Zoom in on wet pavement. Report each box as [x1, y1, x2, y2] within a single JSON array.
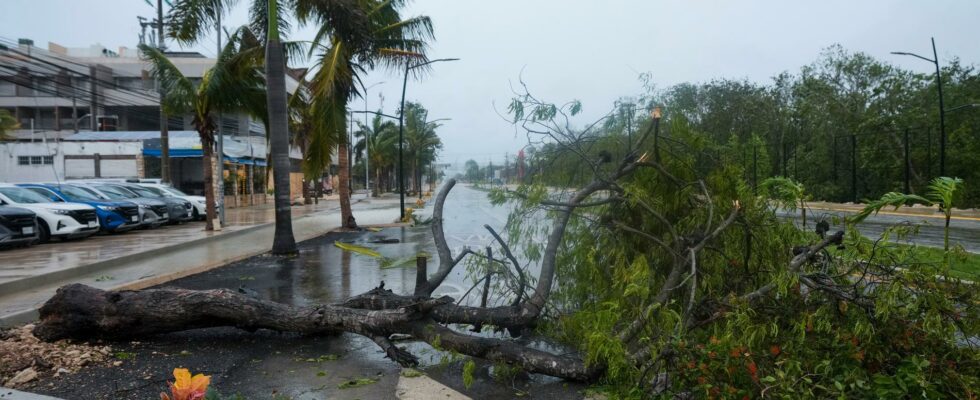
[[779, 207, 980, 253], [22, 185, 588, 399], [0, 195, 368, 286]]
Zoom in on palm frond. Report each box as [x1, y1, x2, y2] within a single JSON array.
[[927, 177, 963, 211], [166, 0, 238, 45], [852, 192, 932, 223], [138, 44, 196, 115], [249, 0, 293, 42]]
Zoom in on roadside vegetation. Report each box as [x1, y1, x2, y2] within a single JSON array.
[[474, 74, 980, 397]]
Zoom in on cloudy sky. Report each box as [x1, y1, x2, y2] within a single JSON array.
[[4, 0, 980, 165]]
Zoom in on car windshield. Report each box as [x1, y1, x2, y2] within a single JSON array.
[[135, 186, 167, 197], [23, 187, 63, 202], [59, 185, 101, 201], [72, 185, 110, 200], [93, 185, 136, 200], [127, 185, 159, 197], [0, 187, 55, 204], [162, 186, 188, 196]]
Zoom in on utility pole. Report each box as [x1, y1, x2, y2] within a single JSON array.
[[932, 38, 947, 177], [157, 0, 171, 184], [504, 152, 509, 184], [904, 128, 911, 193], [891, 38, 947, 176]]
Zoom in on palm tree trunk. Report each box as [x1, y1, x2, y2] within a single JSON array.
[[374, 167, 381, 197], [338, 139, 355, 228], [201, 131, 216, 231], [266, 0, 297, 255]]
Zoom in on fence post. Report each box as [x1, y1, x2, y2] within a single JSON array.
[[851, 134, 857, 203], [904, 128, 911, 193]]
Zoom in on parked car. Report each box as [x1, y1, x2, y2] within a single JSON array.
[[0, 205, 38, 248], [0, 183, 99, 242], [69, 182, 169, 228], [107, 183, 193, 224], [135, 183, 209, 221], [18, 183, 142, 233]]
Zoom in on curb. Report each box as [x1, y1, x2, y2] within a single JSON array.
[[0, 207, 371, 328]]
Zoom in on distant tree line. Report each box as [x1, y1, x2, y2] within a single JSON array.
[[525, 45, 980, 206]]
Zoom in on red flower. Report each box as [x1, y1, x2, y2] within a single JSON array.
[[769, 345, 781, 356], [745, 361, 759, 382]]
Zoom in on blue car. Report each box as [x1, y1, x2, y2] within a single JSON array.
[[18, 183, 142, 233]]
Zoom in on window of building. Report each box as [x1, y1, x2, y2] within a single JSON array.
[[33, 78, 55, 97], [0, 80, 15, 96], [17, 155, 54, 166]]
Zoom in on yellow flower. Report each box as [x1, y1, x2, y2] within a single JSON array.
[[161, 368, 210, 400]]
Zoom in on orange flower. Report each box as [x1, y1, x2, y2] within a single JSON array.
[[709, 336, 721, 345], [769, 345, 781, 356], [160, 368, 210, 400], [745, 361, 759, 382]]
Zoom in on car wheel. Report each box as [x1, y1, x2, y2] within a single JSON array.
[[192, 208, 200, 220], [38, 222, 51, 244]]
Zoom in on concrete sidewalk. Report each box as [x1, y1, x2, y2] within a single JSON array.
[[0, 194, 400, 327]]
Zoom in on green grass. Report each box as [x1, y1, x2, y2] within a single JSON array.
[[902, 245, 980, 281]]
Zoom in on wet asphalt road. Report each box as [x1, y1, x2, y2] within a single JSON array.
[[779, 208, 980, 253], [28, 185, 585, 400]]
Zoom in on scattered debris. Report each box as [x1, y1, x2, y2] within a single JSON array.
[[334, 241, 382, 258], [338, 377, 378, 389], [0, 324, 111, 388]]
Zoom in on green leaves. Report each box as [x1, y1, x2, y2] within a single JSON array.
[[851, 191, 931, 223], [926, 176, 963, 212]]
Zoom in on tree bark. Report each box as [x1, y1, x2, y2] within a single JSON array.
[[266, 30, 298, 255], [338, 139, 356, 228], [33, 284, 601, 382], [200, 130, 216, 231]]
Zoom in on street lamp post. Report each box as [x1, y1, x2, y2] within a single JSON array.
[[360, 82, 384, 195], [397, 57, 459, 220], [892, 37, 946, 175]]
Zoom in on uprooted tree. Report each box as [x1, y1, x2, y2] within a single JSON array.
[[33, 82, 979, 398]]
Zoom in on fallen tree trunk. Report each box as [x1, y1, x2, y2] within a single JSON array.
[[33, 283, 603, 382]]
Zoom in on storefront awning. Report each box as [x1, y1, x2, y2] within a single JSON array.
[[142, 149, 267, 166]]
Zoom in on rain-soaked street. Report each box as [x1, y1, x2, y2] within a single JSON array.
[[28, 184, 585, 400]]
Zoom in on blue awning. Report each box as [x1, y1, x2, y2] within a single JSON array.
[[142, 149, 266, 166], [142, 149, 202, 158]]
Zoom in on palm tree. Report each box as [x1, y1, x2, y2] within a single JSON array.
[[354, 113, 397, 197], [304, 1, 434, 228], [854, 177, 964, 255], [264, 0, 298, 254], [0, 109, 19, 140], [139, 28, 265, 231], [403, 102, 442, 197]]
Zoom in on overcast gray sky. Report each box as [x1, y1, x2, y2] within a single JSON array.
[[4, 0, 980, 165]]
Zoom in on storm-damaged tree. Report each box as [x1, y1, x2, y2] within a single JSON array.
[[30, 81, 979, 397], [139, 28, 266, 231]]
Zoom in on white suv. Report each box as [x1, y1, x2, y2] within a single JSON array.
[[0, 183, 100, 242]]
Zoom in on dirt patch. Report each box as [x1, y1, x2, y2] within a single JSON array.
[[0, 324, 114, 388]]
